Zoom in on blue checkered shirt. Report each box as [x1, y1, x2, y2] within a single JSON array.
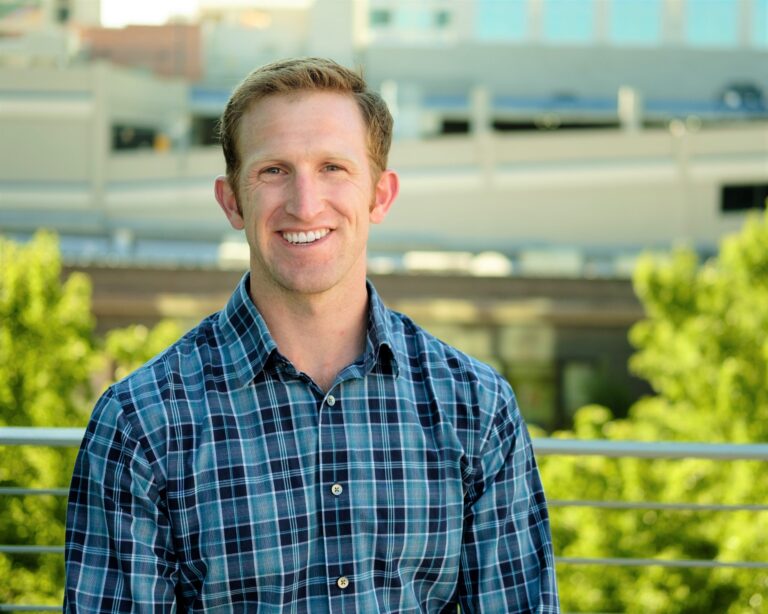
[[65, 274, 559, 612]]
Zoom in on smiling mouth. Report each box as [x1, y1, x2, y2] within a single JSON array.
[[281, 228, 330, 245]]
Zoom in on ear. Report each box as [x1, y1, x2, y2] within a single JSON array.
[[215, 175, 245, 230], [369, 169, 399, 224]]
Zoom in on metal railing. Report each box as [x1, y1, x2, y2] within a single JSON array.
[[534, 437, 768, 573], [1, 427, 767, 611]]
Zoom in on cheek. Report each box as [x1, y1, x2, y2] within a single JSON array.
[[238, 207, 266, 246], [241, 193, 274, 229], [333, 180, 375, 211]]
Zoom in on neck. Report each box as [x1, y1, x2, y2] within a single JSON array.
[[248, 277, 369, 393]]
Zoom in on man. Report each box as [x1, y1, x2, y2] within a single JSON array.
[[65, 58, 559, 612]]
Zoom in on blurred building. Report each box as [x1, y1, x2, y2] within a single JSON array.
[[0, 0, 99, 32], [0, 0, 98, 67], [79, 24, 202, 80], [185, 0, 768, 140], [1, 0, 767, 428], [1, 62, 764, 259]]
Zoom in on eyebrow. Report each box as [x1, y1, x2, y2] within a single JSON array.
[[242, 150, 360, 171]]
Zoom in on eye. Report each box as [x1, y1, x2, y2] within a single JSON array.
[[261, 166, 284, 176], [324, 163, 343, 172]]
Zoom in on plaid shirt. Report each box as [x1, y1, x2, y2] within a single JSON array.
[[65, 274, 559, 613]]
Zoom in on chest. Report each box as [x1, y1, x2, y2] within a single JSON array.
[[163, 381, 467, 590]]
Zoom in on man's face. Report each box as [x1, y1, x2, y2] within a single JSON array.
[[216, 91, 398, 300]]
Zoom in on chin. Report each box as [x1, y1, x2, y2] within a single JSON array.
[[275, 272, 343, 297], [256, 255, 364, 298]]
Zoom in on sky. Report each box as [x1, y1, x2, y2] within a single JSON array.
[[100, 0, 311, 28], [100, 0, 196, 27]]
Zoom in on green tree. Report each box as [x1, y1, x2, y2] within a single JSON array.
[[0, 232, 96, 606], [0, 232, 183, 607], [540, 212, 768, 612], [104, 320, 183, 382]]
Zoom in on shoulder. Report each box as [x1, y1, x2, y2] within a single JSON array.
[[386, 307, 519, 422], [109, 312, 220, 407], [85, 313, 222, 462], [385, 307, 528, 483]]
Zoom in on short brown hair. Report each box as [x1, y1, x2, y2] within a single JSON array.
[[218, 57, 393, 195]]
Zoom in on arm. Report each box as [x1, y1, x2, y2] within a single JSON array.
[[458, 398, 559, 613], [64, 389, 178, 612]]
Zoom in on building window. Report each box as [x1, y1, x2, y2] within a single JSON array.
[[56, 0, 70, 23], [755, 0, 768, 47], [191, 116, 220, 146], [610, 0, 661, 46], [370, 8, 391, 27], [542, 0, 594, 44], [435, 9, 451, 28], [721, 183, 768, 213], [561, 361, 595, 418], [686, 0, 739, 47], [112, 125, 157, 151], [441, 118, 470, 135], [475, 0, 527, 41]]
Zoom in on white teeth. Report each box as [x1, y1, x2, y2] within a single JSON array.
[[282, 229, 329, 244]]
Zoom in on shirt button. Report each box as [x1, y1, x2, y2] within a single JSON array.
[[326, 395, 336, 406], [336, 576, 350, 590], [331, 483, 343, 496]]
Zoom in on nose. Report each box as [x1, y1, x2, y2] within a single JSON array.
[[285, 171, 324, 220]]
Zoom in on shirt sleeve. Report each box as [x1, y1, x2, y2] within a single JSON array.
[[64, 389, 178, 612], [458, 395, 560, 613]]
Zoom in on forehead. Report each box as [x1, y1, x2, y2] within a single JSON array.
[[237, 91, 368, 155]]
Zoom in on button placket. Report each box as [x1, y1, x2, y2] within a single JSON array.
[[318, 387, 353, 603]]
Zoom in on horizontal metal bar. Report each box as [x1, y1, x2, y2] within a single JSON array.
[[0, 487, 69, 497], [0, 427, 84, 447], [549, 499, 768, 512], [2, 428, 768, 461], [0, 606, 60, 612], [534, 438, 768, 460], [0, 545, 63, 554], [556, 556, 768, 569]]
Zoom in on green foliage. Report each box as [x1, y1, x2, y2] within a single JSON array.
[[540, 212, 768, 612], [104, 320, 183, 382], [0, 232, 182, 607], [0, 232, 95, 426], [0, 232, 95, 607]]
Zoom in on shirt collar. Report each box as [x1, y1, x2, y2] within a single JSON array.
[[216, 273, 278, 388], [216, 273, 399, 388], [364, 279, 400, 378]]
